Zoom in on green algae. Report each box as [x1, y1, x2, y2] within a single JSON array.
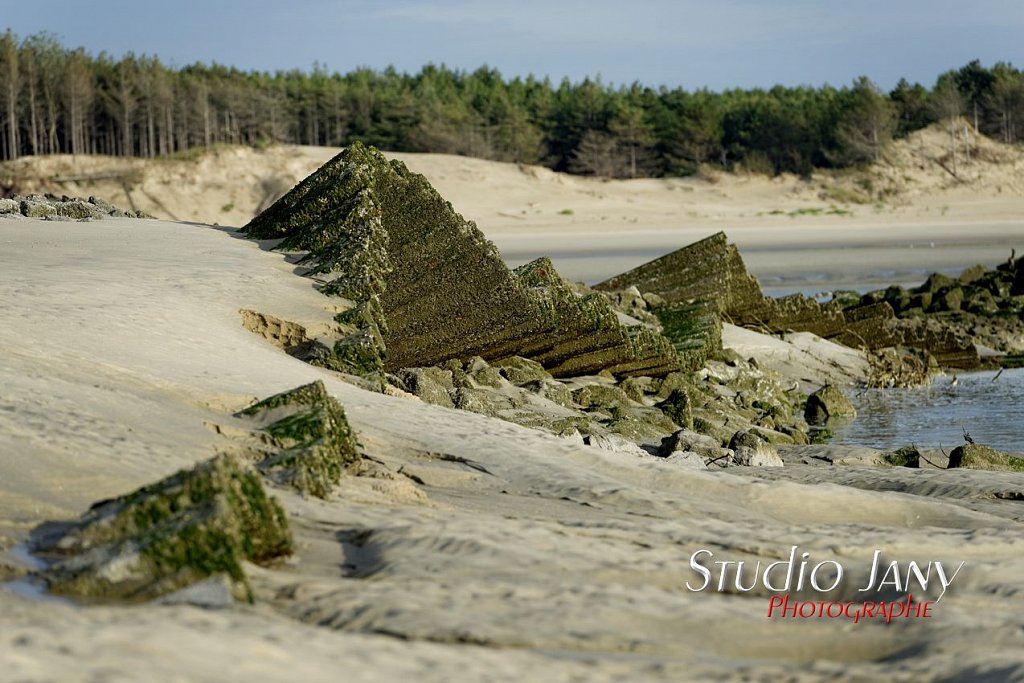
[[884, 445, 921, 468], [237, 380, 361, 498], [244, 142, 683, 379], [948, 443, 1024, 472], [37, 454, 292, 602]]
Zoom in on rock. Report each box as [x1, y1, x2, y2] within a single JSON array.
[[521, 378, 575, 408], [965, 289, 998, 315], [959, 264, 989, 284], [595, 231, 764, 326], [932, 288, 963, 312], [513, 257, 683, 377], [464, 356, 504, 388], [454, 386, 514, 417], [804, 384, 856, 424], [656, 388, 693, 430], [866, 347, 929, 388], [33, 454, 292, 602], [618, 376, 651, 402], [54, 199, 104, 220], [948, 443, 1024, 472], [20, 198, 57, 218], [691, 415, 738, 446], [236, 380, 361, 497], [572, 384, 632, 410], [243, 143, 683, 378], [606, 411, 677, 442], [779, 425, 810, 445], [728, 430, 783, 467], [492, 356, 550, 385], [397, 367, 456, 408], [883, 445, 921, 468], [6, 194, 143, 219], [908, 291, 933, 310], [655, 371, 692, 399], [919, 273, 955, 294], [1013, 266, 1024, 297], [750, 425, 796, 446], [658, 429, 731, 463]]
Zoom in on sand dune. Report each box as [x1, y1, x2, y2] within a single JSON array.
[[5, 124, 1022, 291], [1, 216, 1023, 681]]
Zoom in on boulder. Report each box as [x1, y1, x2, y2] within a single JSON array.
[[396, 367, 456, 408], [932, 288, 963, 312], [948, 443, 1024, 472], [492, 356, 550, 385], [804, 384, 856, 424], [572, 384, 632, 410], [656, 388, 693, 430], [20, 198, 57, 218], [33, 454, 292, 602], [919, 273, 956, 294], [464, 356, 504, 388], [454, 386, 514, 417], [618, 376, 652, 402], [883, 445, 921, 468], [728, 430, 784, 467], [236, 380, 362, 498], [658, 429, 732, 463], [958, 264, 989, 284], [522, 378, 575, 408]]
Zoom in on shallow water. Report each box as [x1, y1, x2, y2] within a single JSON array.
[[832, 368, 1024, 453]]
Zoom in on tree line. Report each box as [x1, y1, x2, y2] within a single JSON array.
[[1, 30, 1022, 178]]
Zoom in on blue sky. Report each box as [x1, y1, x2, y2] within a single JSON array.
[[6, 0, 1023, 91]]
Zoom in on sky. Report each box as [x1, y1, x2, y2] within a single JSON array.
[[5, 0, 1023, 91]]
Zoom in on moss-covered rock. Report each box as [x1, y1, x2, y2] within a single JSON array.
[[883, 445, 921, 468], [804, 384, 856, 424], [492, 356, 551, 386], [959, 264, 988, 284], [464, 356, 504, 388], [618, 376, 652, 402], [20, 198, 57, 218], [34, 454, 292, 602], [243, 142, 683, 379], [397, 367, 456, 407], [936, 287, 964, 312], [728, 430, 784, 467], [919, 273, 956, 294], [572, 384, 632, 410], [948, 443, 1024, 472], [656, 388, 693, 430], [454, 386, 514, 417], [522, 378, 575, 408], [658, 429, 732, 462], [237, 380, 361, 498]]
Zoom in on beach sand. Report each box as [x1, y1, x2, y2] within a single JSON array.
[[2, 214, 1023, 681], [6, 122, 1023, 289]]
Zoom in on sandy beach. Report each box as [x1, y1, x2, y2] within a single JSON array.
[[2, 139, 1024, 681]]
